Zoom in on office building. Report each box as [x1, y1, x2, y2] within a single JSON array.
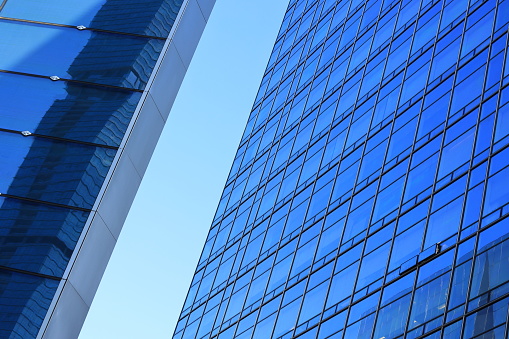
[[0, 0, 214, 338], [174, 0, 509, 338]]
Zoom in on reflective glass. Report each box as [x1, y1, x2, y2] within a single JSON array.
[[463, 297, 509, 339], [0, 131, 116, 209], [176, 0, 509, 337], [484, 166, 509, 215], [373, 294, 411, 339], [0, 0, 183, 38], [0, 269, 59, 339], [470, 237, 509, 300], [0, 197, 89, 277], [0, 72, 140, 146], [0, 20, 165, 90], [408, 272, 450, 329]]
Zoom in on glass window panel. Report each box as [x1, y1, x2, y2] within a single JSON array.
[[443, 320, 463, 338], [357, 140, 387, 183], [424, 196, 463, 247], [318, 311, 346, 338], [431, 175, 466, 211], [298, 280, 329, 323], [0, 269, 59, 339], [389, 221, 425, 270], [494, 103, 509, 144], [0, 0, 183, 37], [489, 147, 509, 176], [384, 28, 412, 75], [371, 9, 397, 50], [408, 272, 451, 329], [484, 166, 509, 215], [252, 313, 276, 338], [343, 313, 376, 338], [0, 73, 140, 147], [331, 162, 359, 202], [462, 185, 484, 226], [0, 131, 116, 209], [478, 217, 509, 252], [373, 294, 412, 339], [440, 0, 468, 29], [372, 176, 405, 222], [404, 153, 439, 201], [386, 116, 418, 162], [400, 62, 429, 103], [438, 127, 475, 177], [0, 197, 89, 277], [381, 272, 416, 306], [0, 20, 165, 90], [461, 9, 495, 57], [417, 249, 454, 286], [347, 291, 380, 325], [342, 199, 374, 243], [450, 67, 486, 114], [356, 242, 390, 290], [273, 297, 302, 337], [463, 297, 509, 338], [326, 261, 359, 309], [267, 255, 292, 292], [448, 260, 472, 310], [290, 236, 319, 276], [470, 238, 509, 299], [397, 199, 429, 233], [315, 214, 344, 259]]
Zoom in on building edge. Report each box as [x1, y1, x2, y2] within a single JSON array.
[[35, 1, 216, 338]]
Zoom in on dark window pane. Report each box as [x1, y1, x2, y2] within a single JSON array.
[[0, 269, 59, 339], [0, 132, 116, 209], [408, 272, 451, 329], [470, 238, 509, 299], [0, 197, 89, 277], [0, 20, 165, 90], [0, 0, 184, 38], [463, 297, 509, 338], [0, 73, 140, 147], [373, 294, 411, 339]]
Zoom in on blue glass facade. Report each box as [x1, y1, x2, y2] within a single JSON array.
[[0, 0, 184, 337], [174, 0, 509, 338]]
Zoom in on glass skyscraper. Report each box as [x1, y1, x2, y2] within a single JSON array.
[[0, 0, 214, 338], [174, 0, 509, 338]]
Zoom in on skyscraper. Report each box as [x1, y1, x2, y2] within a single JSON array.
[[0, 0, 214, 338], [174, 0, 509, 338]]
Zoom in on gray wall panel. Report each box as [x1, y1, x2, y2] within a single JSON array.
[[196, 0, 216, 21], [173, 0, 206, 68], [37, 0, 215, 337]]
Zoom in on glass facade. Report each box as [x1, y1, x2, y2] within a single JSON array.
[[0, 0, 184, 337], [174, 0, 509, 338]]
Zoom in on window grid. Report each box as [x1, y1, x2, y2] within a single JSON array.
[[175, 0, 509, 338]]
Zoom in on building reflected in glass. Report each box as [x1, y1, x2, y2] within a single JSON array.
[[175, 0, 509, 338], [0, 0, 211, 338]]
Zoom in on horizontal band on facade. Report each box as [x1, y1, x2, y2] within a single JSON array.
[[0, 127, 120, 150], [0, 69, 144, 93], [0, 264, 61, 281], [0, 193, 93, 212], [0, 16, 167, 40]]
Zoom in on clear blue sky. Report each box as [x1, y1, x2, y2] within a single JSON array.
[[78, 0, 289, 338]]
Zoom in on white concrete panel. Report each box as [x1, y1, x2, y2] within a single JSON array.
[[125, 95, 165, 177], [41, 282, 88, 339], [67, 215, 116, 307], [196, 0, 216, 22], [173, 0, 206, 69], [96, 155, 142, 239], [148, 43, 187, 121]]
